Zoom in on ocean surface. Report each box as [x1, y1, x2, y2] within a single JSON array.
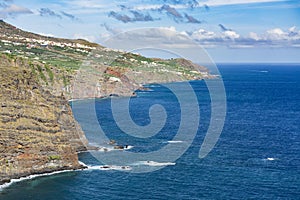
[[1, 64, 299, 199]]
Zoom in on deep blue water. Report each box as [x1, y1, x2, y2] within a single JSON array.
[[1, 64, 300, 199]]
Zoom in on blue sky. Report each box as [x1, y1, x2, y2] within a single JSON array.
[[1, 0, 300, 63]]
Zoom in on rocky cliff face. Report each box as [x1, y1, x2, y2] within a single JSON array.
[[0, 55, 87, 184]]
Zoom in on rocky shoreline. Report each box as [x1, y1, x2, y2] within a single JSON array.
[[0, 164, 87, 186]]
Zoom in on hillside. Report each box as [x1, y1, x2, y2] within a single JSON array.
[[0, 20, 212, 99], [0, 20, 213, 184]]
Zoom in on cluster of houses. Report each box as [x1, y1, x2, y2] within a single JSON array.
[[0, 32, 96, 55]]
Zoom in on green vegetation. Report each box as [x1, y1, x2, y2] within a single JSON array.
[[45, 64, 54, 83], [62, 75, 69, 87], [36, 65, 47, 83], [48, 155, 61, 161]]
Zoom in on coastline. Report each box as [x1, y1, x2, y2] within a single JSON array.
[[0, 21, 218, 193], [0, 78, 217, 192], [0, 77, 214, 189], [67, 78, 214, 103], [0, 164, 87, 191]]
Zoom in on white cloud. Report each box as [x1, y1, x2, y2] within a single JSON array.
[[198, 0, 286, 7], [289, 26, 296, 33], [249, 32, 260, 40], [0, 4, 32, 18], [61, 0, 116, 10], [100, 26, 300, 49], [191, 29, 217, 40], [263, 27, 300, 41], [132, 0, 285, 11], [190, 26, 300, 48], [62, 0, 106, 9], [266, 28, 287, 40], [2, 4, 31, 13], [73, 33, 97, 42], [222, 30, 240, 40], [36, 32, 55, 37]]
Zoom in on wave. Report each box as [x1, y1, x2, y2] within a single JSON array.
[[98, 145, 134, 152], [250, 70, 269, 73], [137, 90, 154, 93], [263, 157, 278, 161], [78, 161, 88, 167], [0, 161, 133, 191], [144, 85, 161, 88], [0, 168, 81, 191], [97, 147, 115, 152], [124, 145, 134, 150], [87, 165, 132, 171], [165, 140, 183, 144], [133, 161, 176, 167]]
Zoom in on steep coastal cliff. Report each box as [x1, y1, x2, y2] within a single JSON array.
[[0, 55, 88, 184], [0, 20, 213, 184]]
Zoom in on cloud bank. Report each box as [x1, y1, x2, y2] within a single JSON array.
[[190, 26, 300, 48], [101, 26, 300, 49], [39, 8, 79, 21], [108, 10, 156, 23], [39, 8, 62, 19]]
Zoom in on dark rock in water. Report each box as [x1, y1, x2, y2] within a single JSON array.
[[86, 145, 101, 151], [114, 145, 124, 150], [108, 140, 116, 145], [109, 94, 119, 97]]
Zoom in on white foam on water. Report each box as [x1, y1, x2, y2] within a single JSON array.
[[0, 160, 135, 191], [124, 145, 134, 150], [92, 145, 133, 152], [0, 160, 93, 191], [266, 157, 277, 161], [133, 161, 176, 167], [262, 157, 278, 161], [250, 70, 269, 73], [97, 147, 115, 152], [87, 165, 132, 171], [0, 169, 79, 192], [166, 140, 183, 144], [78, 161, 88, 167], [145, 85, 160, 88]]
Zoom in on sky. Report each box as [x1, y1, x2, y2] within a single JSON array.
[[0, 0, 300, 63]]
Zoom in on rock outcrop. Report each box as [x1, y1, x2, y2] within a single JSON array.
[[0, 55, 87, 184]]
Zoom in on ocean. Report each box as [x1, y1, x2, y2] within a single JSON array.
[[1, 64, 299, 199]]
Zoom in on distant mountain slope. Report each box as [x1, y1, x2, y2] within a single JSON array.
[[0, 20, 212, 99]]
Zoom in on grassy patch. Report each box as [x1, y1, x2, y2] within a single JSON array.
[[45, 64, 54, 83], [48, 155, 61, 161], [37, 65, 47, 83]]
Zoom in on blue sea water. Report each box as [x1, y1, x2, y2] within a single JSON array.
[[1, 64, 300, 199]]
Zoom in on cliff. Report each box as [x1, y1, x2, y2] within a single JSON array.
[[0, 55, 87, 184]]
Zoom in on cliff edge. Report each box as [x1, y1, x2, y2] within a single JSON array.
[[0, 55, 87, 184]]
